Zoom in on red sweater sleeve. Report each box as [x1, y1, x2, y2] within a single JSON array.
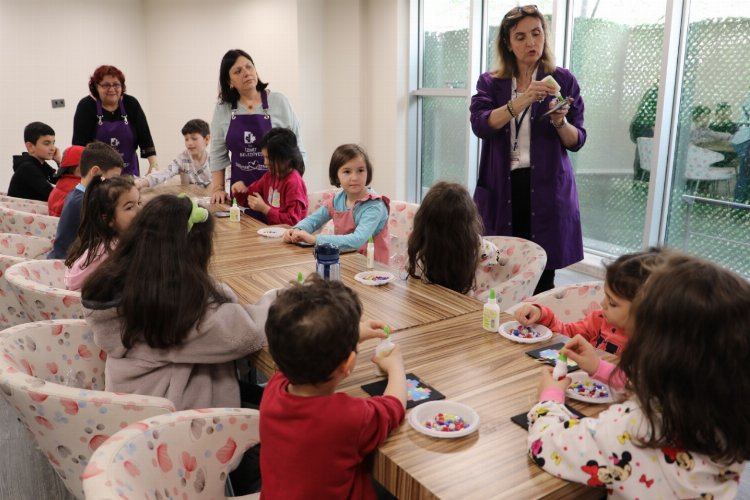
[[265, 171, 308, 226], [536, 304, 606, 345], [355, 395, 405, 459]]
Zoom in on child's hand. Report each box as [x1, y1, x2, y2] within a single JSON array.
[[283, 228, 297, 243], [231, 181, 248, 195], [134, 178, 149, 190], [247, 192, 269, 214], [295, 230, 316, 245], [514, 304, 542, 325], [359, 320, 388, 343], [372, 344, 404, 374], [53, 146, 62, 165], [561, 335, 600, 375], [211, 189, 229, 205], [537, 366, 571, 396]]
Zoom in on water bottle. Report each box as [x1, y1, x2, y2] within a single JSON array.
[[314, 243, 340, 281]]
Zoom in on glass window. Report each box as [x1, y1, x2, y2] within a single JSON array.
[[420, 96, 469, 190], [663, 1, 750, 276], [569, 1, 667, 256], [422, 0, 470, 89]]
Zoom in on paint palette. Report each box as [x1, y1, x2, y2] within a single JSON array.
[[566, 372, 613, 404], [257, 227, 287, 238], [499, 321, 552, 344], [354, 271, 395, 286]]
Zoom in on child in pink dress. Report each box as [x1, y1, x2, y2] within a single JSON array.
[[64, 176, 140, 291]]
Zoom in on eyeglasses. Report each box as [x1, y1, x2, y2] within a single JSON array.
[[504, 4, 539, 20], [98, 83, 122, 90]]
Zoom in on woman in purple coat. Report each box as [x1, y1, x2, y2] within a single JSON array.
[[470, 5, 586, 294]]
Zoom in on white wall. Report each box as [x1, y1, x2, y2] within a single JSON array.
[[0, 0, 149, 186], [0, 0, 410, 200]]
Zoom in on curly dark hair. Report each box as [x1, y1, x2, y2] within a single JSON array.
[[266, 274, 361, 385], [619, 252, 750, 464], [82, 195, 229, 349], [406, 182, 483, 294]]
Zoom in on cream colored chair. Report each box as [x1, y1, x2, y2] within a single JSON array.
[[473, 236, 547, 309], [0, 320, 175, 499], [83, 408, 260, 500], [5, 259, 82, 321], [684, 143, 734, 194], [0, 198, 50, 214], [0, 233, 54, 328], [306, 189, 338, 235], [387, 200, 420, 269], [507, 280, 604, 321], [0, 205, 58, 239], [0, 194, 48, 208]]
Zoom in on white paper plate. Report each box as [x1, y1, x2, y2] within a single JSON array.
[[354, 271, 395, 286], [566, 371, 613, 404], [498, 321, 553, 344], [408, 400, 479, 439], [257, 227, 286, 238]]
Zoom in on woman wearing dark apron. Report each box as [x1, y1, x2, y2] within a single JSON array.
[[209, 49, 305, 205], [72, 65, 157, 176]]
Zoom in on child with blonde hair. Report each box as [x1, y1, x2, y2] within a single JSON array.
[[528, 252, 750, 498]]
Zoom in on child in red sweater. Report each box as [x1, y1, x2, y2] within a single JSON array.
[[260, 275, 406, 499], [514, 248, 665, 355], [48, 145, 84, 216], [230, 127, 307, 225]]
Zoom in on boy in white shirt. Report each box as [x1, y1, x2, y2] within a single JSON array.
[[135, 119, 211, 188]]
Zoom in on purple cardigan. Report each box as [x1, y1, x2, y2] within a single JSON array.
[[470, 67, 586, 270]]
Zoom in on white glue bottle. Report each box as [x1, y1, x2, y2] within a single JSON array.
[[229, 198, 241, 222], [374, 325, 395, 376], [366, 236, 375, 269], [482, 288, 500, 332], [552, 353, 569, 381]]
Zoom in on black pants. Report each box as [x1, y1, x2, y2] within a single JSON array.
[[511, 168, 555, 295]]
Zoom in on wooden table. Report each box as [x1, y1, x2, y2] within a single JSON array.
[[143, 184, 601, 499], [223, 256, 483, 332]]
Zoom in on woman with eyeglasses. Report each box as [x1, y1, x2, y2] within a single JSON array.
[[470, 5, 586, 294], [72, 65, 158, 177], [208, 49, 305, 205]]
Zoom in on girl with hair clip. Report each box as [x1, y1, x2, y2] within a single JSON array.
[[515, 248, 666, 355], [284, 144, 390, 264], [527, 253, 750, 499], [405, 181, 500, 297], [231, 126, 308, 225], [64, 176, 140, 291], [81, 194, 274, 412]]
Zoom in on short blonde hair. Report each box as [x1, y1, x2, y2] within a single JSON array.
[[493, 5, 556, 79]]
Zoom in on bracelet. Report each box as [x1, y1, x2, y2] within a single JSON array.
[[551, 117, 567, 129], [507, 100, 517, 118]]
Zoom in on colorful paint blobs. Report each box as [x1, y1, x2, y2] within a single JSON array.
[[424, 412, 469, 432], [569, 379, 610, 399], [407, 377, 432, 402], [538, 349, 578, 367]]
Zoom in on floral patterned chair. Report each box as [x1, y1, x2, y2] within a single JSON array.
[[0, 233, 54, 328], [5, 259, 83, 321], [0, 194, 48, 208], [83, 408, 260, 500], [0, 198, 50, 215], [387, 200, 419, 269], [473, 236, 547, 309], [0, 205, 59, 239], [507, 280, 604, 321], [307, 188, 338, 235], [0, 320, 176, 499]]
